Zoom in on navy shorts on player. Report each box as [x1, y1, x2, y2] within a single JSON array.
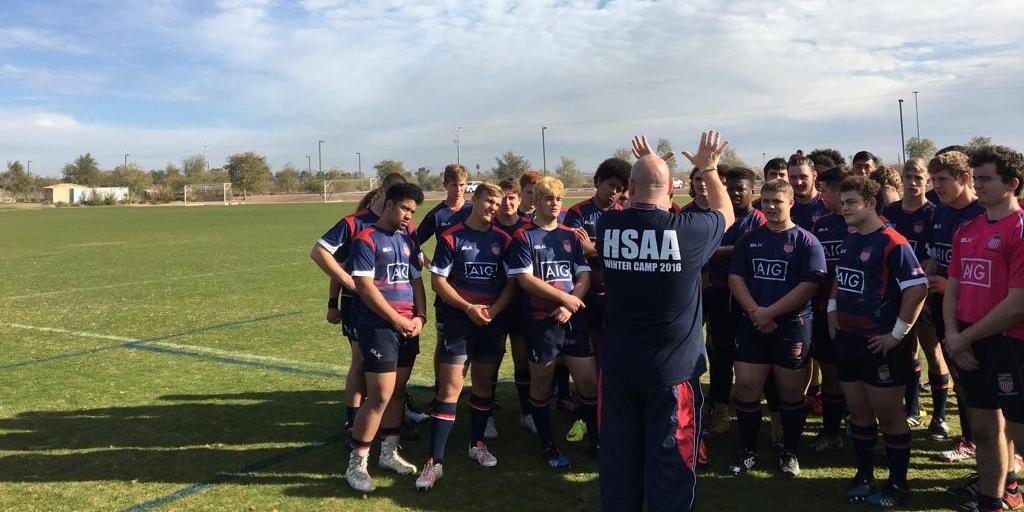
[[583, 294, 605, 331], [835, 331, 912, 388], [811, 308, 836, 365], [356, 327, 420, 373], [955, 326, 1024, 423], [439, 307, 508, 365], [734, 315, 813, 369], [599, 372, 703, 512], [524, 313, 591, 364], [340, 295, 359, 341]]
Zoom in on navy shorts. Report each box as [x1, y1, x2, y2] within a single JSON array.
[[524, 312, 591, 364], [356, 326, 420, 373], [434, 303, 447, 341], [955, 324, 1024, 423], [703, 285, 735, 341], [583, 294, 606, 332], [811, 308, 836, 365], [927, 293, 946, 340], [734, 315, 813, 370], [340, 294, 359, 341], [835, 331, 912, 388], [599, 372, 703, 512], [439, 307, 508, 365]]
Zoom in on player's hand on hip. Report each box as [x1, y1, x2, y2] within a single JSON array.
[[551, 306, 572, 324], [867, 333, 899, 355], [681, 130, 728, 170], [327, 307, 341, 324], [952, 348, 979, 371]]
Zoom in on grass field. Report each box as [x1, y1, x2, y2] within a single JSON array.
[[0, 201, 971, 511]]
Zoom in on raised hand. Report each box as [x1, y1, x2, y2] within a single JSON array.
[[681, 130, 729, 170], [631, 135, 674, 161]]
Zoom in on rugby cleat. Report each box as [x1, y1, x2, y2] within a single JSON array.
[[484, 416, 499, 440], [940, 438, 977, 463], [727, 449, 758, 477], [847, 477, 874, 503], [346, 451, 376, 493], [379, 438, 417, 475], [777, 451, 800, 479], [928, 419, 951, 441], [543, 448, 572, 470], [415, 459, 443, 491], [468, 441, 498, 467], [520, 414, 538, 434], [866, 481, 910, 508], [566, 419, 587, 442], [809, 432, 844, 452]]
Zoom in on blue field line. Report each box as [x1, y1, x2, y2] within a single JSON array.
[[125, 343, 345, 379], [122, 433, 343, 512], [0, 311, 300, 371]]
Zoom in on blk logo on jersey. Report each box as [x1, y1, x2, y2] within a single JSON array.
[[602, 229, 682, 260], [386, 263, 410, 283], [960, 258, 992, 288], [539, 261, 573, 282], [752, 258, 788, 281], [835, 266, 864, 293], [464, 262, 498, 280]]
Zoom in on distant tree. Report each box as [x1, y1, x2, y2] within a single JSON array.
[[373, 160, 407, 181], [492, 151, 530, 182], [905, 137, 937, 160], [656, 138, 677, 173], [273, 164, 301, 193], [207, 167, 230, 183], [182, 154, 208, 184], [613, 147, 634, 163], [414, 167, 442, 191], [110, 163, 153, 202], [2, 161, 34, 199], [720, 147, 748, 169], [555, 157, 584, 188], [62, 153, 101, 186], [966, 136, 993, 153], [225, 152, 272, 199]]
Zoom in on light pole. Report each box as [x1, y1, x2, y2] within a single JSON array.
[[913, 90, 921, 139], [27, 160, 31, 175], [456, 126, 462, 164], [356, 152, 362, 178], [318, 140, 324, 174], [898, 98, 906, 165], [305, 155, 311, 173], [124, 153, 130, 169], [541, 126, 548, 175], [201, 145, 208, 173], [762, 152, 766, 166]]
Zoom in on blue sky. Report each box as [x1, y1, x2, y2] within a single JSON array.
[[2, 0, 1023, 177]]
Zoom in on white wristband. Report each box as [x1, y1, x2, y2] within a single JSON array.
[[891, 318, 912, 341], [826, 299, 838, 313]]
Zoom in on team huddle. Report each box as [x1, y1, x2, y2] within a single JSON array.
[[310, 130, 1024, 512]]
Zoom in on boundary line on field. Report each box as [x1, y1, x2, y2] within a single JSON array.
[[122, 433, 343, 512], [0, 311, 300, 370], [125, 343, 344, 380]]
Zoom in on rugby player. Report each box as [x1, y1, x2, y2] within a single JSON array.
[[727, 178, 826, 478], [788, 150, 830, 231], [507, 176, 598, 468], [829, 176, 927, 507], [751, 157, 787, 212], [870, 167, 903, 212], [597, 131, 734, 511], [345, 183, 427, 492], [416, 183, 516, 490], [852, 151, 881, 177], [943, 146, 1024, 512]]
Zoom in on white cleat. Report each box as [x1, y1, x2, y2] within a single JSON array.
[[379, 438, 418, 475], [346, 451, 376, 493], [468, 441, 498, 467], [520, 414, 538, 434], [415, 459, 443, 491], [484, 416, 499, 439]]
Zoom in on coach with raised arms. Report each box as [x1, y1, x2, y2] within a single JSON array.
[[597, 131, 735, 511]]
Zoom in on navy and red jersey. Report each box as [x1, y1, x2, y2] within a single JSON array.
[[883, 200, 936, 263], [506, 224, 590, 320], [317, 208, 381, 298], [493, 214, 531, 238], [349, 225, 422, 328], [791, 193, 829, 231], [669, 202, 684, 214], [949, 210, 1024, 339], [429, 222, 512, 307], [564, 197, 623, 297], [927, 200, 985, 277], [597, 207, 726, 385], [834, 226, 928, 356], [926, 189, 941, 205], [708, 208, 767, 286], [681, 201, 708, 213], [729, 225, 827, 320], [415, 201, 472, 246], [812, 212, 851, 268]]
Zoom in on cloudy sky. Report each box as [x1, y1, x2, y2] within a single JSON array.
[[2, 0, 1023, 177]]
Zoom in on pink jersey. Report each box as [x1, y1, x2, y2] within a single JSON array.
[[949, 209, 1024, 339]]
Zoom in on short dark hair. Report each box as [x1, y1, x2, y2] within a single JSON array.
[[839, 176, 881, 214], [869, 166, 902, 191], [809, 148, 846, 167], [971, 145, 1024, 195], [385, 182, 424, 205], [594, 158, 631, 185], [937, 145, 971, 158], [498, 177, 521, 195], [818, 166, 851, 188], [788, 150, 813, 168], [852, 151, 879, 165], [928, 151, 972, 178], [765, 157, 787, 174], [725, 167, 757, 184]]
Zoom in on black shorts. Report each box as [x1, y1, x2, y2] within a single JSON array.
[[704, 285, 735, 340], [811, 308, 837, 365], [734, 315, 813, 370], [835, 331, 913, 388], [440, 307, 508, 365], [955, 326, 1024, 423], [927, 293, 946, 340], [340, 294, 359, 341], [356, 326, 420, 373], [434, 304, 447, 340], [507, 298, 525, 336], [583, 294, 605, 332], [524, 312, 592, 364]]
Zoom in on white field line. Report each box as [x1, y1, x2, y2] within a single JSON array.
[[144, 341, 345, 372], [0, 261, 303, 301], [6, 323, 138, 342]]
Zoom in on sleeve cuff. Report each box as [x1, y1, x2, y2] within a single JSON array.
[[507, 266, 532, 275], [317, 238, 340, 254], [428, 265, 452, 277], [897, 276, 928, 290], [351, 270, 374, 278]]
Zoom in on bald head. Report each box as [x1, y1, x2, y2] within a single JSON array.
[[629, 154, 672, 207]]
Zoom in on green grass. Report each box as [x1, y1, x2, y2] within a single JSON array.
[[0, 201, 969, 511]]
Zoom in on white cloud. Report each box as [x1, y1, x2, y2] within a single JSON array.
[[0, 26, 89, 54]]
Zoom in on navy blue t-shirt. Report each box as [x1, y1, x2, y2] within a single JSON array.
[[729, 225, 827, 321], [597, 207, 726, 385], [883, 200, 936, 263], [708, 208, 766, 286], [812, 212, 852, 268], [415, 202, 472, 246], [791, 193, 829, 231], [927, 200, 985, 277]]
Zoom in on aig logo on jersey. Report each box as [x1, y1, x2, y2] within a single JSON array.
[[835, 266, 864, 293], [960, 258, 992, 288], [539, 261, 573, 282], [930, 243, 953, 265], [386, 263, 410, 284], [464, 262, 498, 280], [752, 258, 788, 281], [821, 241, 842, 261]]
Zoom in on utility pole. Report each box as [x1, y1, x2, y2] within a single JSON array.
[[541, 126, 548, 175], [898, 99, 907, 165], [913, 90, 921, 139], [356, 152, 362, 178], [455, 126, 462, 165], [318, 140, 324, 173]]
